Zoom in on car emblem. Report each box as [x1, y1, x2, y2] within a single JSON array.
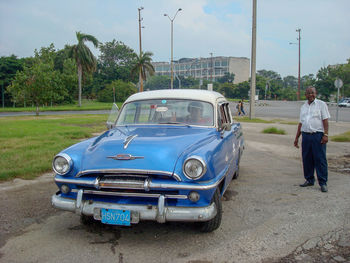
[[107, 154, 144, 160]]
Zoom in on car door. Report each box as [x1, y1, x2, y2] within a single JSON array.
[[217, 102, 236, 184]]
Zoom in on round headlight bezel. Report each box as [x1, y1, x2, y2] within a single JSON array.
[[52, 153, 73, 175], [183, 156, 207, 180]]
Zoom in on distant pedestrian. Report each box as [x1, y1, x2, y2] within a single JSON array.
[[294, 86, 330, 192], [240, 100, 246, 115], [236, 100, 245, 116], [236, 101, 242, 116]]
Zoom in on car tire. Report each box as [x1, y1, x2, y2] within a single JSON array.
[[198, 188, 222, 232], [80, 214, 95, 225]]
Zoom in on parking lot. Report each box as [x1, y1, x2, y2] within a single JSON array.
[[0, 113, 349, 262]]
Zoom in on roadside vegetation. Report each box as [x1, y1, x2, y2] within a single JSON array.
[[0, 114, 107, 181], [0, 100, 121, 112], [331, 131, 350, 142], [262, 127, 286, 135]]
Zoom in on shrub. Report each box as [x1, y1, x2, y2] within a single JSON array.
[[262, 127, 286, 135]]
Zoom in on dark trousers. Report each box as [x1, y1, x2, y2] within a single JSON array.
[[302, 132, 328, 186]]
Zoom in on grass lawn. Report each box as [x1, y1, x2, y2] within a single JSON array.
[[0, 114, 108, 181], [0, 100, 123, 112], [262, 127, 286, 135], [331, 131, 350, 142]]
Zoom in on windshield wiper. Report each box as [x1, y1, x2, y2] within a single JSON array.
[[158, 121, 190, 127]]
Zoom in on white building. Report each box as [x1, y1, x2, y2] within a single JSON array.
[[152, 56, 250, 84]]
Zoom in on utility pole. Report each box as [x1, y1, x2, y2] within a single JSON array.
[[296, 28, 301, 101], [210, 52, 213, 83], [164, 8, 182, 89], [138, 7, 144, 92], [249, 0, 257, 119]]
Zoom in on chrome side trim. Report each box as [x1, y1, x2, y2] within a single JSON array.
[[123, 134, 138, 149], [75, 169, 182, 182], [72, 189, 188, 199], [55, 174, 224, 191], [52, 194, 217, 223]]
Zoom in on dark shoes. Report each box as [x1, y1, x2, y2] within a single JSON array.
[[299, 181, 314, 187], [299, 181, 328, 192], [321, 185, 328, 192]]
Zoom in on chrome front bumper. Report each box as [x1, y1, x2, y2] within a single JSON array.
[[51, 190, 217, 224]]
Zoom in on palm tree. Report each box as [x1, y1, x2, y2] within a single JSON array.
[[69, 31, 99, 106], [132, 51, 155, 92]]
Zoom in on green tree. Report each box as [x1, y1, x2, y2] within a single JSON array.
[[60, 58, 78, 103], [8, 47, 66, 115], [283, 75, 297, 89], [69, 31, 99, 106], [97, 79, 136, 102], [54, 44, 73, 72], [0, 55, 24, 107], [131, 51, 155, 92], [217, 72, 235, 84], [233, 81, 250, 99], [332, 59, 350, 98], [144, 75, 170, 90], [257, 70, 283, 100], [216, 82, 235, 98], [98, 39, 138, 83], [315, 67, 335, 101]]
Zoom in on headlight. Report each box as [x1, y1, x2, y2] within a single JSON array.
[[183, 156, 206, 180], [52, 153, 73, 175]]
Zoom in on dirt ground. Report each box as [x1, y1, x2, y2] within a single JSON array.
[[0, 120, 349, 263]]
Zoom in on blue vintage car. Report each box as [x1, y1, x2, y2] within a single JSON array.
[[52, 89, 244, 232]]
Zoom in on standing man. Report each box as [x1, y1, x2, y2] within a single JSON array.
[[294, 86, 330, 192]]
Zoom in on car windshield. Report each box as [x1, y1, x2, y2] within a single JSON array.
[[116, 99, 214, 126]]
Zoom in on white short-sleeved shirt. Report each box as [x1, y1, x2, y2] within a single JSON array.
[[299, 99, 330, 133]]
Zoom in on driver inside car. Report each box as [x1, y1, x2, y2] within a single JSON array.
[[186, 101, 209, 125]]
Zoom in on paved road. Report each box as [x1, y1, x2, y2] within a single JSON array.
[[236, 100, 350, 122], [1, 121, 349, 262]]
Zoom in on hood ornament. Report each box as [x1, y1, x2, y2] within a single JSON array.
[[124, 134, 138, 149], [107, 154, 144, 161]]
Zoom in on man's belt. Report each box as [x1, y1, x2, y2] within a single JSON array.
[[302, 131, 323, 135]]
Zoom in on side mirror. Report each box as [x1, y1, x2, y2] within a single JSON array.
[[222, 123, 232, 131], [106, 103, 119, 130]]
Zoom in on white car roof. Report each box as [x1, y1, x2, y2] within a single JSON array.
[[124, 89, 226, 105]]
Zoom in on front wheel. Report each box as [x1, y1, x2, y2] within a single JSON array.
[[197, 188, 222, 232]]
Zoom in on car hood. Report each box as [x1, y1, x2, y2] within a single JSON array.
[[80, 125, 216, 175]]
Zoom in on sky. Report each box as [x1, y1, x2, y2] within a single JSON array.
[[0, 0, 349, 78]]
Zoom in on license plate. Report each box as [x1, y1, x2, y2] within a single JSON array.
[[101, 208, 131, 226]]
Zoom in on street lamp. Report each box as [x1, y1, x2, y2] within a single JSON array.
[[289, 28, 301, 100], [164, 8, 182, 89], [138, 7, 144, 92]]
